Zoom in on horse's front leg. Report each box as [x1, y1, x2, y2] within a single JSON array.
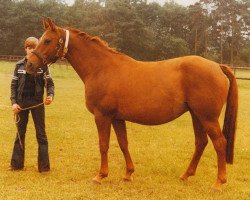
[[112, 119, 134, 181], [92, 113, 111, 184]]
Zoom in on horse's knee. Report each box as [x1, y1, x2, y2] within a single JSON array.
[[99, 143, 109, 154]]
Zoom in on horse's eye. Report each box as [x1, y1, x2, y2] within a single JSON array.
[[44, 39, 51, 45]]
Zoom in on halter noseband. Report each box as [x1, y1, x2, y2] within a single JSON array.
[[32, 29, 69, 66]]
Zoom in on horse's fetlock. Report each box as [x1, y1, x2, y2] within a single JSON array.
[[100, 172, 108, 178], [187, 170, 195, 176], [219, 177, 227, 184], [127, 167, 135, 174]]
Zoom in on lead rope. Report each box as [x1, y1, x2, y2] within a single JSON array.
[[14, 76, 48, 150]]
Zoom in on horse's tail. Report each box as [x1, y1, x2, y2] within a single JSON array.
[[220, 64, 238, 164]]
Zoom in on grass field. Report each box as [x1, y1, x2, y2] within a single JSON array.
[[0, 61, 249, 200]]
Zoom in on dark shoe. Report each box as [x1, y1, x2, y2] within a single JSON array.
[[39, 168, 50, 173], [8, 166, 23, 171]]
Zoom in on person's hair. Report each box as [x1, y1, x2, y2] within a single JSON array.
[[24, 37, 38, 49]]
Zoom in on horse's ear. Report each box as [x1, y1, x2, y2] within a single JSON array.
[[43, 18, 49, 30], [43, 17, 56, 31]]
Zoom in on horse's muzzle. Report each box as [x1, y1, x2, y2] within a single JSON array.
[[25, 61, 37, 74]]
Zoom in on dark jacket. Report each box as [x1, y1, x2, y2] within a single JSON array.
[[10, 58, 54, 105]]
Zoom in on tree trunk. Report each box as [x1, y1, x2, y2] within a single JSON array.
[[204, 29, 207, 57], [220, 24, 223, 64], [195, 27, 198, 55]]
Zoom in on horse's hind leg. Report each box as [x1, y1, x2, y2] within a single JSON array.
[[204, 120, 227, 191], [180, 113, 208, 181], [112, 119, 134, 181]]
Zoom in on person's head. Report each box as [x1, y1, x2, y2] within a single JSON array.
[[24, 37, 38, 57]]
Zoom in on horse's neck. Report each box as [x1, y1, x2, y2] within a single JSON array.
[[65, 36, 112, 83]]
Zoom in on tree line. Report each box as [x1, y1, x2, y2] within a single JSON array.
[[0, 0, 249, 65]]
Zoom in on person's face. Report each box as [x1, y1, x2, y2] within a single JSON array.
[[25, 46, 35, 57]]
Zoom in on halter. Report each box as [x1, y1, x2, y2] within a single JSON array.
[[32, 29, 69, 66]]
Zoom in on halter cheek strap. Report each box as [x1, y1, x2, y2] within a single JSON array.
[[62, 29, 69, 58]]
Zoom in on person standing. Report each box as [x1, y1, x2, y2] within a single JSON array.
[[10, 37, 54, 172]]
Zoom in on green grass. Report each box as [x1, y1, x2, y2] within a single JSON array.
[[0, 61, 250, 199], [233, 68, 250, 79]]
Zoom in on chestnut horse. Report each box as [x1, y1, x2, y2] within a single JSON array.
[[26, 18, 238, 190]]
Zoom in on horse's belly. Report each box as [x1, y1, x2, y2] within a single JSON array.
[[116, 102, 188, 125]]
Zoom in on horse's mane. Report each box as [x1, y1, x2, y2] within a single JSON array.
[[66, 27, 121, 55]]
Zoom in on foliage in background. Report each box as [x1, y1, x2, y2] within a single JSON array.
[[0, 0, 249, 64]]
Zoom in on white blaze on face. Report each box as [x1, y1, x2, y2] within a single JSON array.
[[39, 33, 45, 43]]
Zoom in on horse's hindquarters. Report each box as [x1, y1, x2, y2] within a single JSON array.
[[182, 58, 229, 120]]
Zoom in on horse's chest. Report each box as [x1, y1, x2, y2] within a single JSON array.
[[85, 91, 117, 116]]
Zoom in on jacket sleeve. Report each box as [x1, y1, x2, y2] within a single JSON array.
[[44, 67, 55, 97], [10, 65, 19, 105]]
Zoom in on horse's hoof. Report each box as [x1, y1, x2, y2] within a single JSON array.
[[179, 174, 188, 181], [123, 175, 133, 182], [92, 176, 102, 184], [211, 182, 222, 192]]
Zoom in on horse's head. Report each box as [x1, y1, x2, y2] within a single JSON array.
[[26, 18, 68, 74]]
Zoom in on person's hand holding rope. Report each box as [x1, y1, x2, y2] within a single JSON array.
[[12, 103, 21, 114]]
